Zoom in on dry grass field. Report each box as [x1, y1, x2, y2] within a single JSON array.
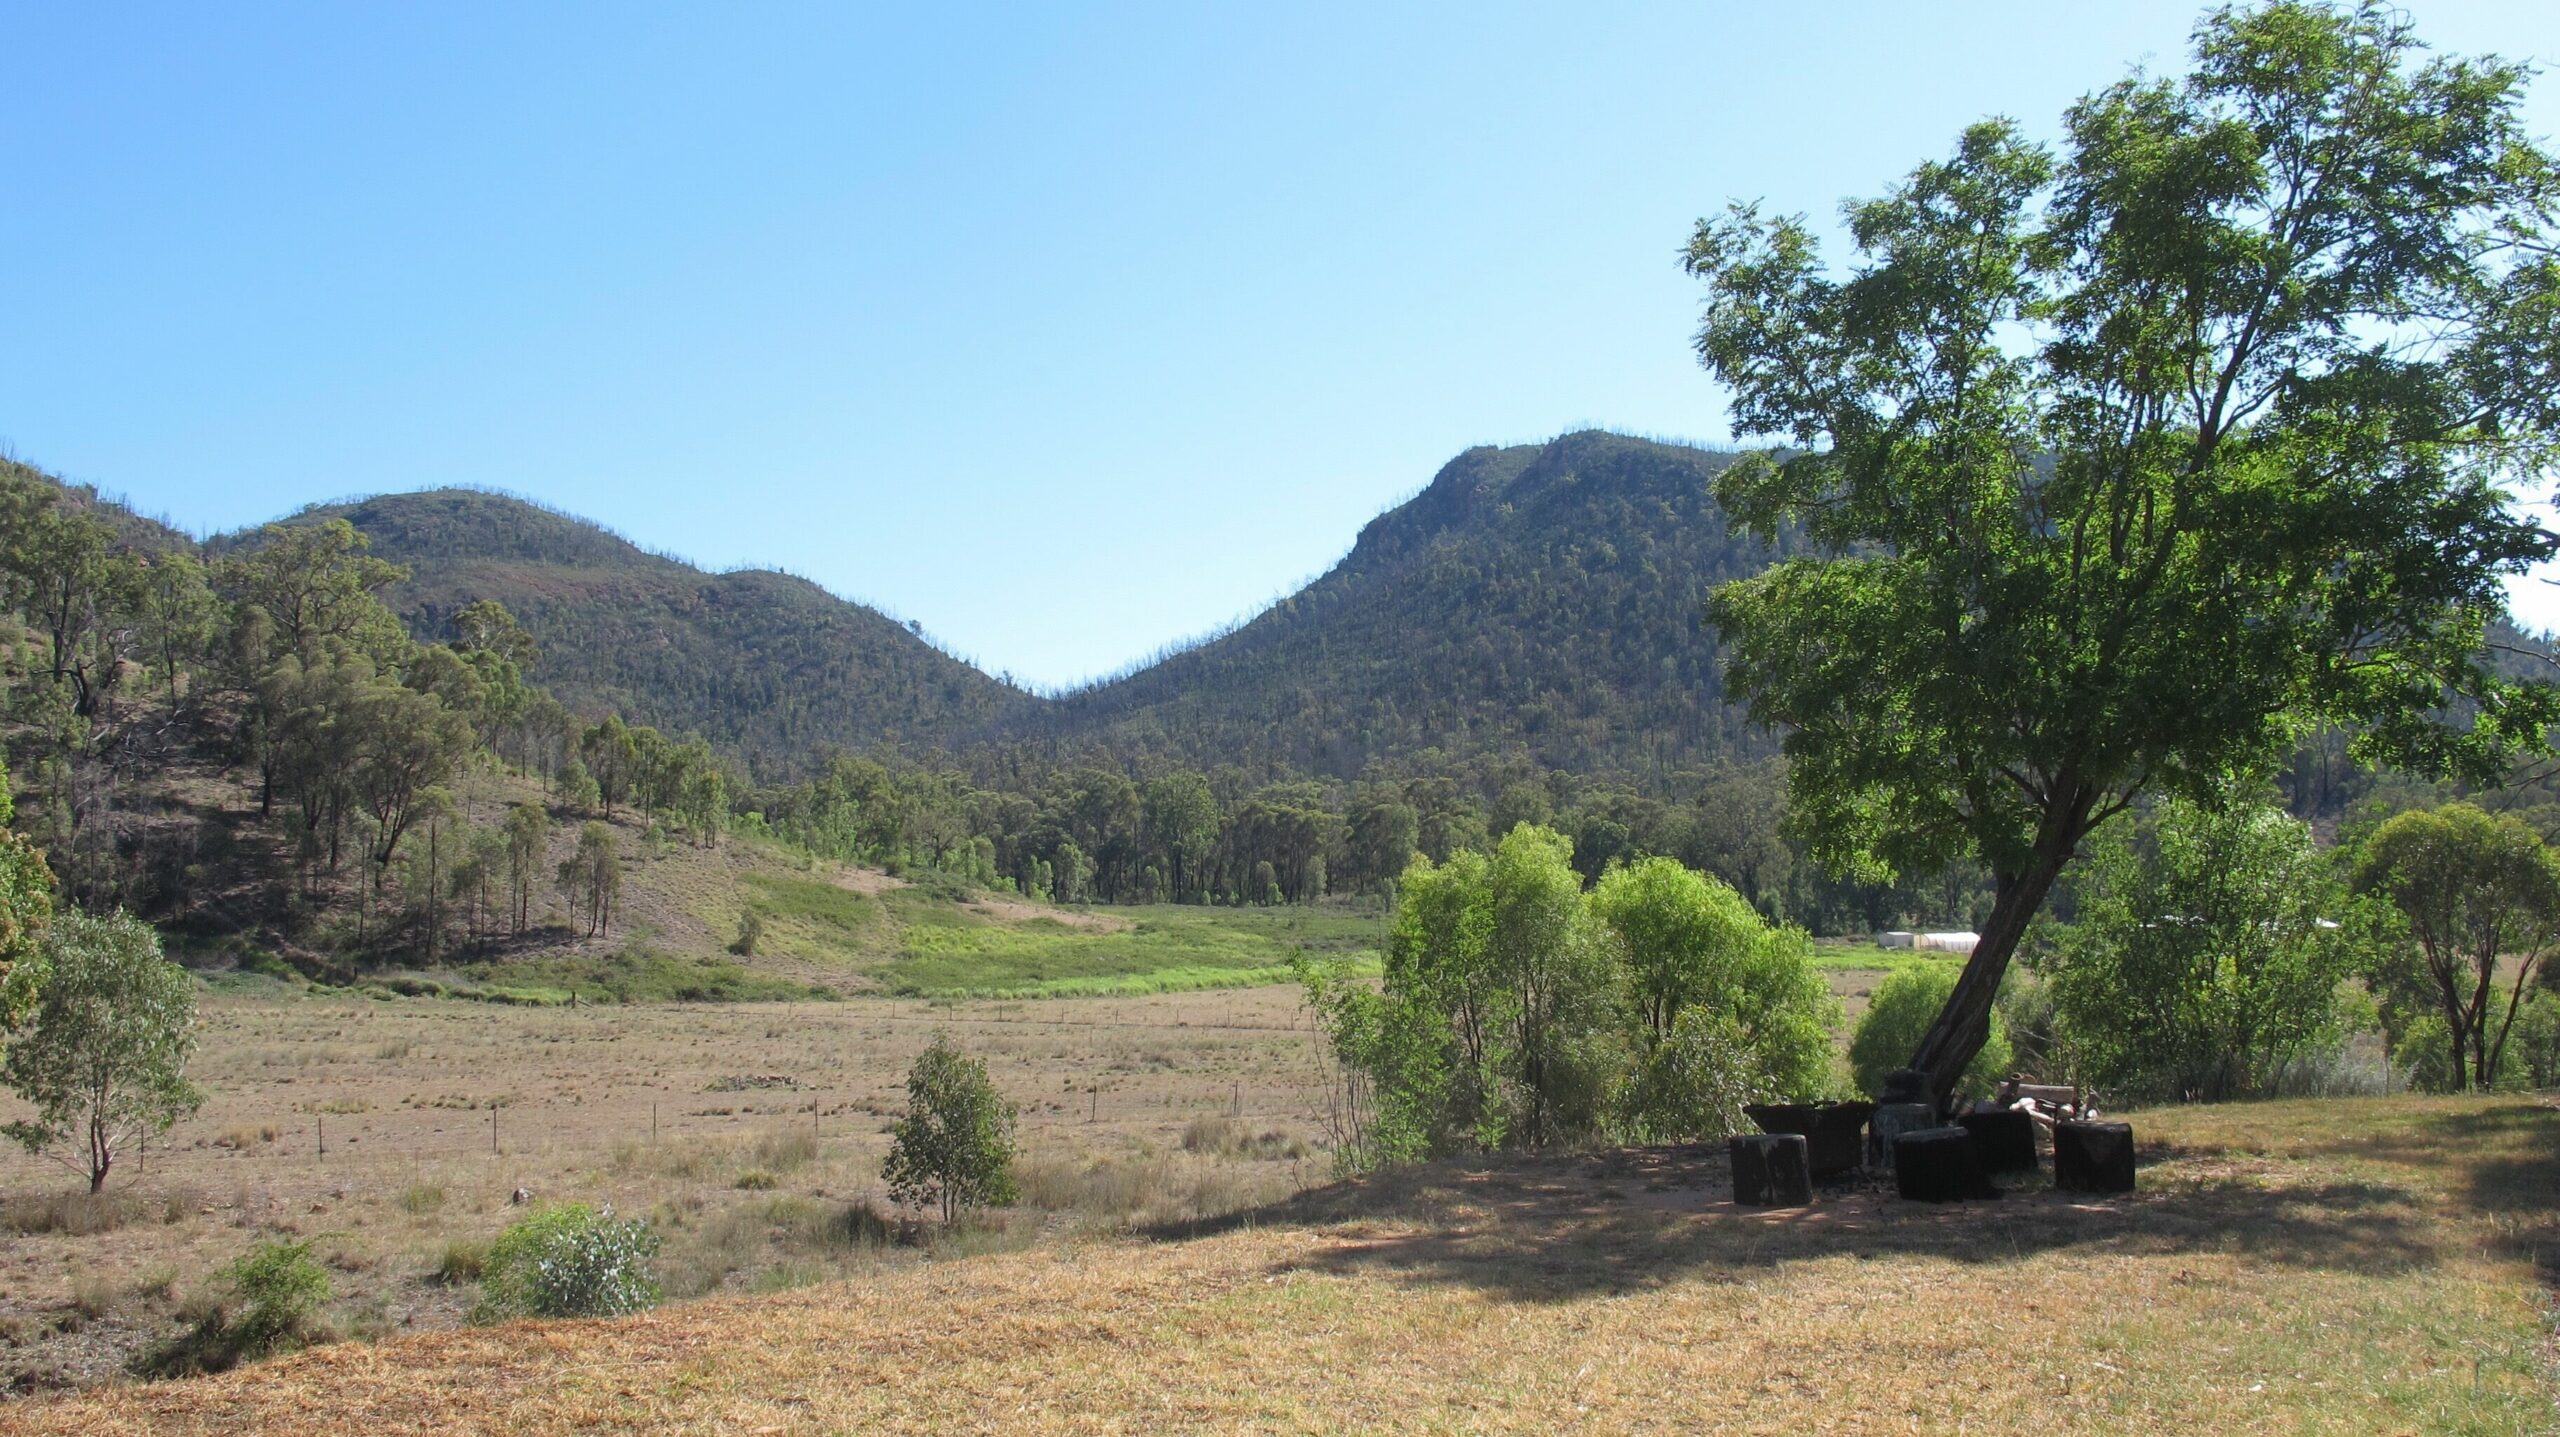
[[7, 1090, 2553, 1434], [0, 983, 1336, 1393], [3, 932, 2540, 1433]]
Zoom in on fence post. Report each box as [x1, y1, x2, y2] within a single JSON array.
[[318, 1114, 325, 1162]]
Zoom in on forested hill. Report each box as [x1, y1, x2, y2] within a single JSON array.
[[273, 490, 1030, 778], [1030, 431, 1786, 781]]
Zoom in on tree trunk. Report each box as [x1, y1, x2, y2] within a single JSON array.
[[1907, 851, 2069, 1111]]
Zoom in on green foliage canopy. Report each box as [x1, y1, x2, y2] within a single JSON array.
[[883, 1036, 1019, 1223], [2046, 794, 2375, 1101], [1686, 1, 2560, 1101], [2354, 802, 2560, 1091], [1, 910, 202, 1191]]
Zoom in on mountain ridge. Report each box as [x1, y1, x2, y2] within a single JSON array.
[[192, 428, 1780, 785]]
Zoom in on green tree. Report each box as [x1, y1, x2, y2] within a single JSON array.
[[555, 821, 620, 938], [1590, 857, 1765, 1044], [1684, 2, 2560, 1103], [0, 754, 56, 1036], [1, 911, 203, 1191], [2354, 803, 2560, 1091], [2046, 795, 2373, 1101], [503, 802, 551, 934], [218, 518, 409, 664], [451, 597, 540, 670], [1143, 771, 1221, 904], [1850, 965, 2012, 1102], [882, 1036, 1018, 1223], [1484, 825, 1621, 1147]]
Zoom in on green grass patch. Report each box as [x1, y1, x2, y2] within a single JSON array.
[[870, 901, 1383, 998], [456, 947, 837, 1004]]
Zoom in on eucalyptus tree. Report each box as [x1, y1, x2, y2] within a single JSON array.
[[1685, 1, 2560, 1102]]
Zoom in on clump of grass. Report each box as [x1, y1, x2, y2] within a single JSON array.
[[1181, 1115, 1309, 1160], [735, 1170, 779, 1191], [69, 1274, 117, 1321], [1014, 1149, 1286, 1228], [397, 1182, 447, 1214], [753, 1129, 818, 1173], [4, 1190, 136, 1237], [214, 1124, 281, 1150], [430, 1239, 487, 1286]]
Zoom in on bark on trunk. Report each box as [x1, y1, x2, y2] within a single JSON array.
[[1907, 844, 2073, 1111]]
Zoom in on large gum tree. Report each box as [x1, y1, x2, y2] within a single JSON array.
[[1685, 0, 2560, 1106]]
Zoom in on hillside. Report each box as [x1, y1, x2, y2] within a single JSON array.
[[273, 490, 1030, 778], [1036, 431, 1784, 780], [262, 432, 1783, 787]]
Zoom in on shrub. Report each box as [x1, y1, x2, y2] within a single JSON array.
[[225, 1238, 331, 1352], [1616, 1007, 1769, 1142], [476, 1203, 662, 1321], [883, 1037, 1017, 1223], [730, 910, 764, 957], [1850, 965, 2011, 1100]]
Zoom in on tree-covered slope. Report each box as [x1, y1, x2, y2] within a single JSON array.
[[275, 490, 1029, 777], [1034, 431, 1784, 780]]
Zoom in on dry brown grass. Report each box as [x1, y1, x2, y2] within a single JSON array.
[[0, 983, 1327, 1392], [8, 1093, 2555, 1434]]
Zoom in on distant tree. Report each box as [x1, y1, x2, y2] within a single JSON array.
[[217, 518, 408, 663], [1344, 799, 1421, 897], [1144, 772, 1221, 904], [503, 803, 551, 934], [450, 598, 540, 670], [1685, 3, 2560, 1102], [135, 550, 216, 702], [0, 755, 56, 1038], [2355, 803, 2560, 1091], [2047, 794, 2375, 1101], [556, 756, 601, 816], [581, 718, 640, 818], [882, 1036, 1018, 1223], [556, 822, 620, 938], [1, 911, 202, 1191]]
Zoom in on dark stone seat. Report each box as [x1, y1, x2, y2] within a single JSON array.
[[1744, 1100, 1876, 1179], [1957, 1107, 2039, 1174], [1729, 1132, 1813, 1207], [2053, 1120, 2135, 1193], [1893, 1126, 1989, 1203]]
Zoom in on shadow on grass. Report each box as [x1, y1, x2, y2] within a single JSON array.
[[1142, 1099, 2560, 1304]]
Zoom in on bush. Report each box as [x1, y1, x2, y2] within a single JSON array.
[[883, 1038, 1018, 1223], [225, 1239, 331, 1352], [476, 1203, 662, 1321], [1850, 965, 2011, 1100], [138, 1238, 331, 1377], [1616, 1007, 1769, 1142]]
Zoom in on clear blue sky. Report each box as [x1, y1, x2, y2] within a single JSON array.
[[6, 3, 2554, 689]]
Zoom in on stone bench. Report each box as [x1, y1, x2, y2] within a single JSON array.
[[1729, 1132, 1813, 1207]]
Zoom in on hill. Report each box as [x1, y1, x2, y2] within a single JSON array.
[[271, 490, 1029, 779], [1036, 431, 1784, 781], [266, 432, 1784, 788]]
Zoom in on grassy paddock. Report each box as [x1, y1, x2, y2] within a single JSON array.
[[13, 1092, 2554, 1433]]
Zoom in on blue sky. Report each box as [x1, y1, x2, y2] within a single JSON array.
[[5, 3, 2555, 689]]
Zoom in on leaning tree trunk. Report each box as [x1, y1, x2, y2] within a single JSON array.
[[1906, 814, 2083, 1111]]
